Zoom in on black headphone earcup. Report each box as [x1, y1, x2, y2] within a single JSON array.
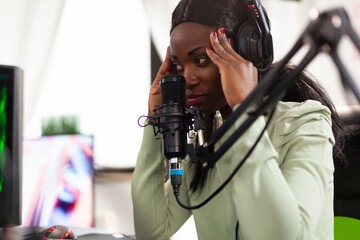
[[236, 22, 260, 65], [236, 22, 273, 72]]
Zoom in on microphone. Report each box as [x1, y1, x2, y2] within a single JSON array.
[[159, 74, 188, 189]]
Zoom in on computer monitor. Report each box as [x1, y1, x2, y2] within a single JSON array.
[[22, 134, 94, 228], [0, 65, 23, 227]]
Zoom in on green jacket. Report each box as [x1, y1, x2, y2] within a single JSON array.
[[132, 100, 335, 240]]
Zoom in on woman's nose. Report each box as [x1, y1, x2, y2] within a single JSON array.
[[184, 68, 198, 89]]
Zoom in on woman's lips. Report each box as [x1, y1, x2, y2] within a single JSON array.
[[187, 94, 205, 106]]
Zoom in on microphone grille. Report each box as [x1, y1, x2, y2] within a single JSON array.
[[160, 74, 186, 106]]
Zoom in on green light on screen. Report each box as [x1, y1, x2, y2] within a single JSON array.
[[0, 87, 7, 192]]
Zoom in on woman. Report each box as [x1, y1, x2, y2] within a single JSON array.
[[132, 0, 344, 239]]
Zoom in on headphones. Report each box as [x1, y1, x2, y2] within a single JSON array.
[[235, 0, 274, 72]]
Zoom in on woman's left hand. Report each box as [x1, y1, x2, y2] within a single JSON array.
[[206, 28, 258, 109]]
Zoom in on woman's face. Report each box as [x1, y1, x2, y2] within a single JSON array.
[[170, 22, 231, 117]]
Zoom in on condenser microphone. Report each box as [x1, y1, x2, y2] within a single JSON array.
[[159, 74, 188, 188]]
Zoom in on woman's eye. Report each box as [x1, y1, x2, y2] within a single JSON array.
[[174, 63, 184, 72], [196, 56, 208, 66], [198, 58, 206, 64]]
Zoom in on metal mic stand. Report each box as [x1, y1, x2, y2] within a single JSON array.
[[194, 7, 360, 169]]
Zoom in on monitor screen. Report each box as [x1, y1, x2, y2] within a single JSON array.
[[22, 134, 94, 228], [0, 65, 23, 227]]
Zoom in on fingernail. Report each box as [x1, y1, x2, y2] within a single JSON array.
[[212, 32, 218, 38], [228, 38, 233, 44], [206, 46, 212, 51], [220, 28, 226, 35]]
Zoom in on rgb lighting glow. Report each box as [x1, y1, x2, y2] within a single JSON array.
[[0, 86, 7, 192]]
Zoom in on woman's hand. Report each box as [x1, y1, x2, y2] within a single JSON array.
[[206, 28, 258, 109], [148, 46, 174, 116]]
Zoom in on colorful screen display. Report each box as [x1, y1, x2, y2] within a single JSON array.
[[22, 134, 94, 228]]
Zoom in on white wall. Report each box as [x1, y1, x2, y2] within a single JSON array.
[[94, 175, 135, 235], [23, 0, 150, 169], [264, 0, 360, 107]]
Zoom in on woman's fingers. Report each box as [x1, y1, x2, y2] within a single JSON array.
[[149, 46, 173, 115], [207, 28, 249, 64], [151, 47, 173, 91], [210, 29, 237, 61], [157, 47, 173, 78], [206, 28, 258, 108], [216, 28, 239, 59]]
